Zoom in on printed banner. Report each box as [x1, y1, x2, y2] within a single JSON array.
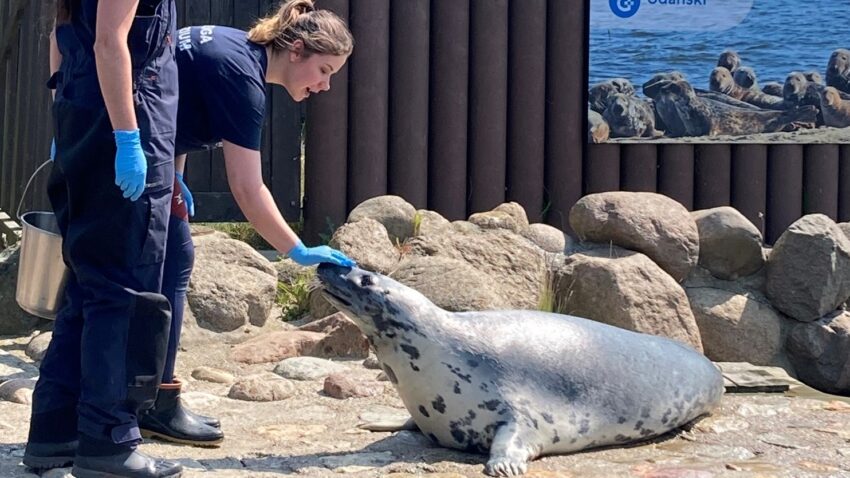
[[588, 0, 850, 143]]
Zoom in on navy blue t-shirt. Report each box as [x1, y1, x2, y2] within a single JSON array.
[[174, 26, 268, 154]]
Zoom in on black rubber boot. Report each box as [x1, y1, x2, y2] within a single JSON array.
[[138, 380, 223, 447], [24, 407, 78, 470], [22, 440, 77, 470], [72, 434, 182, 478]]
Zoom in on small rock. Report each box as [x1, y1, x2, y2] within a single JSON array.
[[323, 373, 381, 399], [299, 313, 370, 359], [0, 378, 36, 404], [273, 357, 347, 381], [228, 374, 295, 402], [191, 366, 234, 384], [26, 331, 53, 362], [362, 355, 381, 369]]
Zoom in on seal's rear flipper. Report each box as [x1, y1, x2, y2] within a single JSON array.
[[357, 416, 418, 432], [485, 421, 537, 477]]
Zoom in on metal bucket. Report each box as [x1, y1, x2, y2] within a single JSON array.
[[15, 160, 68, 320]]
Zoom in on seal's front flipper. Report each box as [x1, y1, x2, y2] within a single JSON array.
[[485, 421, 538, 477], [358, 416, 418, 432]]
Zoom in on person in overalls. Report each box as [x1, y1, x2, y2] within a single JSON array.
[[23, 1, 183, 477], [133, 0, 355, 446]]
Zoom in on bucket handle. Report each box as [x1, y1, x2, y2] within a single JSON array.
[[16, 159, 53, 222]]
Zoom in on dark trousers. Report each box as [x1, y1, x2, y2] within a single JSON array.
[[161, 205, 194, 384]]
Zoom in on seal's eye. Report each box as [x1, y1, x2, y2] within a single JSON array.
[[361, 275, 374, 287]]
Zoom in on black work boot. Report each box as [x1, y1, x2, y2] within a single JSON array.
[[23, 440, 77, 470], [73, 434, 183, 478], [138, 379, 223, 447]]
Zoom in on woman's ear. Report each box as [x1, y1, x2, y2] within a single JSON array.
[[289, 39, 305, 63]]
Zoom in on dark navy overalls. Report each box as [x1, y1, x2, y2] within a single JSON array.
[[29, 0, 179, 449]]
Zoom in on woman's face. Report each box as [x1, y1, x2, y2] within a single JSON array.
[[284, 44, 348, 102]]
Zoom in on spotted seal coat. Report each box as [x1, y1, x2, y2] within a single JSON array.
[[710, 67, 784, 110], [656, 80, 817, 137], [317, 264, 725, 476]]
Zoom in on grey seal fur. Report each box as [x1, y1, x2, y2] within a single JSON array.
[[826, 48, 850, 94], [588, 78, 636, 113], [656, 79, 818, 137], [602, 94, 661, 138], [317, 264, 725, 476], [710, 67, 784, 110]]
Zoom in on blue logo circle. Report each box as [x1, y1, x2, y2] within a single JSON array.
[[610, 0, 640, 18]]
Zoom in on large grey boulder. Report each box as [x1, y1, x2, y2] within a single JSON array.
[[553, 246, 704, 352], [786, 311, 850, 395], [406, 228, 546, 311], [691, 207, 764, 280], [570, 192, 699, 282], [330, 218, 399, 274], [765, 214, 850, 322], [0, 245, 47, 335], [684, 268, 791, 369], [188, 231, 277, 332], [522, 223, 570, 254], [347, 195, 417, 244], [391, 256, 513, 311]]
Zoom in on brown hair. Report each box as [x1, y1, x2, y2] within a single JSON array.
[[248, 0, 353, 57]]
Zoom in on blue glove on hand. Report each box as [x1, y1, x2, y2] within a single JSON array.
[[114, 129, 147, 201], [49, 138, 56, 161], [287, 241, 356, 267], [175, 172, 195, 217]]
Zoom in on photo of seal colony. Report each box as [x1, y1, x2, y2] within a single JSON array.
[[588, 48, 850, 143]]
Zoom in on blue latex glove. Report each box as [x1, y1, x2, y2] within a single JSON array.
[[287, 241, 356, 267], [49, 138, 56, 161], [175, 172, 195, 217], [113, 129, 147, 201]]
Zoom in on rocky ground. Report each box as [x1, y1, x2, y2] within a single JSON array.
[[2, 323, 850, 478]]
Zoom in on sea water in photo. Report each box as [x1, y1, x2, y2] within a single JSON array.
[[590, 0, 850, 88]]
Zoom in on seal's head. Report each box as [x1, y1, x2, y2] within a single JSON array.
[[820, 86, 842, 108], [709, 66, 735, 95], [827, 49, 850, 89], [317, 264, 436, 340], [732, 66, 758, 90], [716, 50, 740, 73], [783, 72, 808, 102], [642, 71, 685, 99]]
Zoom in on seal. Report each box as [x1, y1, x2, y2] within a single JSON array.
[[710, 67, 784, 110], [732, 66, 758, 90], [643, 71, 759, 110], [716, 50, 741, 73], [784, 71, 850, 125], [761, 82, 783, 97], [588, 109, 610, 143], [588, 78, 636, 113], [819, 86, 850, 128], [602, 94, 661, 138], [826, 48, 850, 94], [655, 79, 818, 137], [317, 264, 725, 477]]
